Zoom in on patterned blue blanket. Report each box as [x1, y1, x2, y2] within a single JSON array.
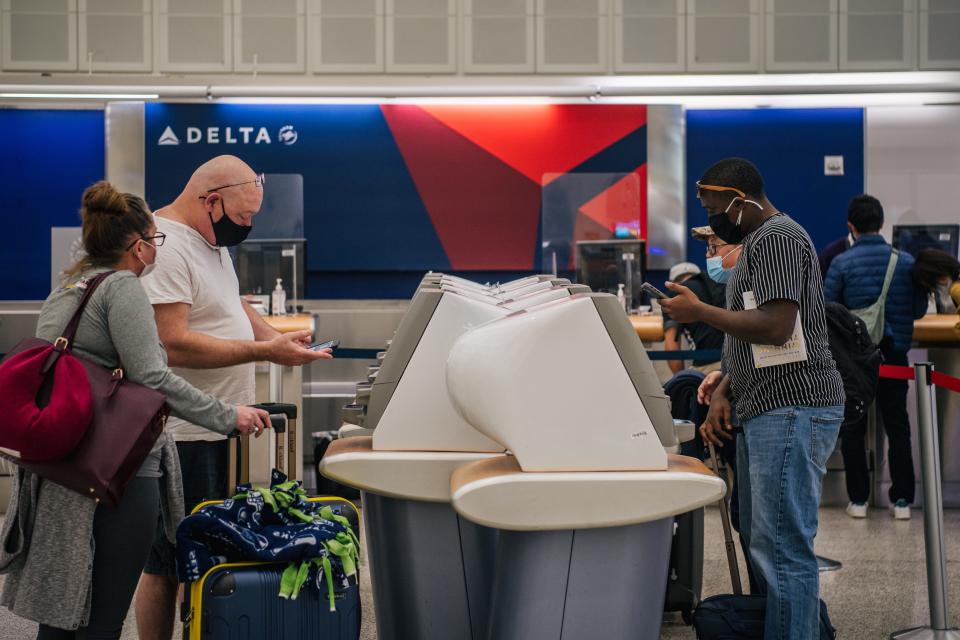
[[176, 470, 360, 607]]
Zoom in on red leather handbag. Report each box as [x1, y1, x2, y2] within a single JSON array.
[[0, 272, 169, 507]]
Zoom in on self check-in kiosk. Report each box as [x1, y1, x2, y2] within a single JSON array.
[[446, 293, 726, 639], [321, 278, 720, 639], [323, 276, 588, 639]]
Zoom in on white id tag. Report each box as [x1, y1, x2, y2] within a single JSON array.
[[742, 291, 808, 368]]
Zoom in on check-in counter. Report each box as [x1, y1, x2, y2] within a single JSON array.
[[630, 314, 666, 341], [901, 313, 960, 507], [913, 313, 960, 344], [247, 313, 316, 484]]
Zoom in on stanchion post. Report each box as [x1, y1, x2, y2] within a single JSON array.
[[269, 362, 283, 403], [268, 363, 283, 476], [891, 362, 960, 639]]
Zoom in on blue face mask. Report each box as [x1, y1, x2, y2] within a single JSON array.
[[706, 256, 732, 284]]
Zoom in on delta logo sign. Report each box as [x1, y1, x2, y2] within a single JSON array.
[[157, 124, 298, 146]]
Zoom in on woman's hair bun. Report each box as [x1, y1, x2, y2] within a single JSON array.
[[81, 181, 129, 219]]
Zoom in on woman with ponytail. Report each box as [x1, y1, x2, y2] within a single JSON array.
[[0, 182, 270, 639]]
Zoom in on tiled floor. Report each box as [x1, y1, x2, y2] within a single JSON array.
[[661, 506, 960, 639], [1, 506, 957, 639]]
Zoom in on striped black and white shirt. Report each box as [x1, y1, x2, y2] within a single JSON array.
[[723, 213, 845, 421]]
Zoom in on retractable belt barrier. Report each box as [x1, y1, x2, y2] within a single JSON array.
[[880, 364, 960, 394]]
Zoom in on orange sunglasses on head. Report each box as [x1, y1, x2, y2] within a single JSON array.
[[695, 181, 746, 199]]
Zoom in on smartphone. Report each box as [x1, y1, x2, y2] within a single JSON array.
[[640, 282, 668, 300], [309, 339, 340, 351]]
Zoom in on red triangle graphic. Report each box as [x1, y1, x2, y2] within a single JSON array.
[[419, 105, 647, 186], [578, 170, 644, 237], [381, 105, 541, 270]]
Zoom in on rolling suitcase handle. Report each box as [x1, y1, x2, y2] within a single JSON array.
[[707, 440, 743, 596], [228, 402, 299, 491]]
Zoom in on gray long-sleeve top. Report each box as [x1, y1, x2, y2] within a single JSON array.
[[0, 268, 237, 630], [36, 268, 237, 440]]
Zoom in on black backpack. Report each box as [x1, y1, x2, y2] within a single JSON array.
[[693, 594, 836, 640], [824, 301, 882, 422]]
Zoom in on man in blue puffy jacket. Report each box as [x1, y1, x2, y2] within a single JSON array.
[[824, 194, 928, 520]]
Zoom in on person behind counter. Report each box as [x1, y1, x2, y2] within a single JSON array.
[[660, 157, 845, 640], [912, 248, 960, 317], [0, 182, 271, 640], [136, 156, 334, 640]]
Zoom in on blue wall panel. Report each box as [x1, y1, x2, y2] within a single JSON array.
[[145, 103, 450, 273], [685, 108, 864, 270], [0, 109, 105, 300], [0, 107, 864, 301]]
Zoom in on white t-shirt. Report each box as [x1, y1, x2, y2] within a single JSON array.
[[141, 216, 255, 441]]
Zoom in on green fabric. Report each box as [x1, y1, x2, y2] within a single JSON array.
[[325, 534, 358, 578], [320, 506, 362, 558], [320, 555, 335, 612], [228, 482, 360, 610], [278, 563, 299, 600]]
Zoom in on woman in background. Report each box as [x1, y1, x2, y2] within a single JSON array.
[[913, 248, 960, 319]]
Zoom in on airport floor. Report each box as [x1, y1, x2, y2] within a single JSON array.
[[0, 506, 957, 639]]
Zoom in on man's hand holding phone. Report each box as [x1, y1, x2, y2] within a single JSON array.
[[265, 331, 334, 365], [309, 339, 339, 352]]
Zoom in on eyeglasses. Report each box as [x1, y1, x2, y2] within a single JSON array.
[[200, 173, 266, 197], [126, 232, 166, 251], [696, 181, 746, 199], [707, 242, 742, 257], [706, 241, 731, 257]]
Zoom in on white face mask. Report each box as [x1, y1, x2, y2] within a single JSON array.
[[136, 240, 157, 278]]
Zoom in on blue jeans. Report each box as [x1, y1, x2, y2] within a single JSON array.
[[736, 405, 843, 640]]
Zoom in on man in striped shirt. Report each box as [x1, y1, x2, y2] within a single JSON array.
[[660, 157, 844, 640]]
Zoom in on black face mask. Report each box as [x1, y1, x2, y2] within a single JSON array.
[[209, 199, 252, 247], [709, 211, 744, 245], [708, 196, 752, 245]]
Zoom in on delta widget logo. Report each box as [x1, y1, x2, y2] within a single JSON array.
[[156, 124, 298, 146]]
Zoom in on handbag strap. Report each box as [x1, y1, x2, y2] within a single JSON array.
[[58, 271, 114, 349], [877, 248, 899, 303]]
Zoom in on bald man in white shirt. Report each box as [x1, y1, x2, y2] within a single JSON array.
[[136, 155, 332, 640]]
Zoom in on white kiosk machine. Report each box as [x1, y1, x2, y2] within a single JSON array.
[[341, 275, 586, 434], [445, 292, 726, 639], [323, 277, 589, 640], [323, 280, 721, 639]]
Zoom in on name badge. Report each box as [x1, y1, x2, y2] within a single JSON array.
[[742, 291, 808, 368]]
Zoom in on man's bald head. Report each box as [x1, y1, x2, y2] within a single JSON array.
[[188, 155, 257, 194], [166, 155, 264, 244]]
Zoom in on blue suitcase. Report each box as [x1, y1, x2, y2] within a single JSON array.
[[183, 559, 360, 640], [180, 403, 361, 640]]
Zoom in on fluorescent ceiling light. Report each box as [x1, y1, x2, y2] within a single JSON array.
[[600, 71, 960, 92], [216, 96, 569, 105], [0, 92, 159, 100], [1, 71, 958, 102], [598, 92, 960, 108]]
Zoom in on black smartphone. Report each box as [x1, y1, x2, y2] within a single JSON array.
[[640, 282, 668, 300], [309, 339, 340, 351]]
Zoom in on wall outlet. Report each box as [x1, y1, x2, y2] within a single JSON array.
[[824, 155, 845, 176]]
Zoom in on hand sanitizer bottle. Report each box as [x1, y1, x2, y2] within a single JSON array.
[[272, 278, 287, 316]]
